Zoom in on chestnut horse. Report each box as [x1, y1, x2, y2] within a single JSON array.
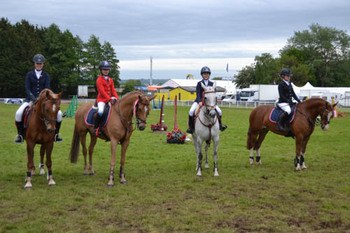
[[69, 91, 155, 187], [247, 98, 337, 170], [24, 89, 62, 189]]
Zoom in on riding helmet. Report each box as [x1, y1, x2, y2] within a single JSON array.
[[33, 54, 45, 63], [280, 68, 292, 77], [99, 61, 111, 70], [201, 66, 211, 75]]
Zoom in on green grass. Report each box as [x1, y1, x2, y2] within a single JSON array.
[[0, 103, 350, 232]]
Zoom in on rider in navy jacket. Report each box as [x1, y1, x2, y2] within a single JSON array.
[[186, 66, 227, 134], [25, 69, 51, 102], [276, 68, 301, 131], [194, 79, 214, 103], [14, 54, 63, 144]]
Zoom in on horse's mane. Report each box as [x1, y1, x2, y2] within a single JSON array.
[[122, 90, 142, 98]]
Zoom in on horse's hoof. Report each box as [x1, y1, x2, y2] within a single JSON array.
[[24, 183, 32, 189], [107, 183, 114, 188], [39, 169, 45, 176], [48, 180, 56, 186], [295, 164, 302, 171], [205, 164, 209, 169], [120, 180, 127, 184], [302, 164, 307, 170]]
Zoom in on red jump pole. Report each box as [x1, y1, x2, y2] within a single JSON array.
[[174, 95, 178, 130]]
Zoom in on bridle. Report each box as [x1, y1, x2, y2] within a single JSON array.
[[197, 90, 218, 141], [297, 101, 332, 128], [38, 98, 61, 129], [115, 97, 149, 132]]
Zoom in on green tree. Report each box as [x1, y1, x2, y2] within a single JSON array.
[[122, 79, 141, 95], [254, 53, 280, 84], [282, 23, 350, 86], [234, 65, 255, 88], [83, 35, 103, 86], [102, 41, 120, 87]]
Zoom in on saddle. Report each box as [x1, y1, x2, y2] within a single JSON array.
[[269, 105, 296, 124], [269, 105, 297, 138], [85, 103, 111, 128]]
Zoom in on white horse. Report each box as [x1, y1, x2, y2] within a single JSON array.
[[192, 83, 220, 177]]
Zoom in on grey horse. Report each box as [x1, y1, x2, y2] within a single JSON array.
[[192, 83, 220, 177]]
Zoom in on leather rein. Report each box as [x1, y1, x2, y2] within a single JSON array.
[[114, 98, 149, 132], [36, 98, 61, 128], [197, 90, 218, 142]]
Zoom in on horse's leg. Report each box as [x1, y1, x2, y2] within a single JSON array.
[[294, 136, 303, 171], [88, 135, 97, 175], [79, 133, 89, 175], [300, 136, 310, 170], [195, 138, 203, 177], [204, 141, 210, 169], [107, 138, 119, 187], [25, 141, 36, 189], [39, 145, 45, 175], [212, 136, 219, 177], [119, 139, 129, 184], [255, 129, 268, 165], [45, 142, 56, 186], [248, 131, 259, 166]]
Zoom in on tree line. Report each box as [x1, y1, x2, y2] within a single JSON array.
[[234, 24, 350, 88], [0, 18, 120, 98]]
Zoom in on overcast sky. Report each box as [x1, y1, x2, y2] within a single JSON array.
[[1, 0, 350, 80]]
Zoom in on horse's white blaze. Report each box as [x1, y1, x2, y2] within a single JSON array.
[[52, 104, 56, 112]]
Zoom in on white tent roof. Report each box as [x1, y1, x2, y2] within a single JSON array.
[[300, 82, 314, 90], [161, 79, 236, 93]]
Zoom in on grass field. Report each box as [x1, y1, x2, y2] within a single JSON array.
[[1, 103, 350, 232]]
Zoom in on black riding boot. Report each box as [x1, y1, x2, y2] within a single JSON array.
[[94, 114, 102, 136], [218, 115, 227, 132], [14, 121, 24, 144], [54, 121, 63, 142], [276, 111, 288, 132], [186, 115, 194, 134]]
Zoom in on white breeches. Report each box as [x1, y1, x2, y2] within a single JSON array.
[[277, 103, 291, 114], [15, 102, 62, 122], [97, 102, 106, 116], [189, 102, 199, 116], [189, 102, 222, 116]]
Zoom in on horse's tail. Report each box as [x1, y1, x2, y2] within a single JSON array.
[[69, 124, 80, 163], [247, 127, 252, 150]]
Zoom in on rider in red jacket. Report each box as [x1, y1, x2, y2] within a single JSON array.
[[94, 61, 120, 135]]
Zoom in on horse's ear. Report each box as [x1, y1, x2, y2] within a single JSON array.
[[201, 82, 206, 90], [333, 101, 338, 108], [58, 92, 63, 99], [148, 95, 156, 101], [46, 90, 51, 99], [213, 82, 216, 90]]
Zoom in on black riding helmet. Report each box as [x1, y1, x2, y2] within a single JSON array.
[[201, 66, 211, 75], [33, 54, 45, 63], [280, 68, 292, 77], [99, 61, 111, 70]]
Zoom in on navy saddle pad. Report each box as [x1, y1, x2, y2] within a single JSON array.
[[85, 105, 111, 127], [269, 106, 296, 123]]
